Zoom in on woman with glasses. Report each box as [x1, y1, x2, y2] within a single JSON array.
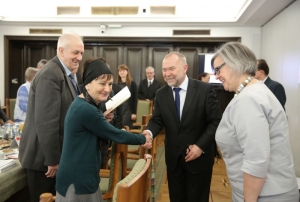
[[212, 42, 299, 202]]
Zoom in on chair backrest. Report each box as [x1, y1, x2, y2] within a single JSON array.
[[113, 154, 152, 202], [135, 100, 153, 125], [100, 142, 128, 200], [5, 98, 16, 120]]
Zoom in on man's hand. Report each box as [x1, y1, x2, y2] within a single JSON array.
[[45, 164, 59, 178], [185, 144, 203, 162], [103, 108, 114, 122], [131, 114, 137, 121], [5, 120, 14, 125], [141, 130, 152, 149]]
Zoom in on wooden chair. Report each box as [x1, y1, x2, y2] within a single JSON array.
[[99, 142, 128, 201], [39, 155, 152, 202], [129, 99, 153, 134], [112, 154, 152, 202], [127, 114, 158, 170], [40, 193, 55, 202], [5, 98, 16, 120]]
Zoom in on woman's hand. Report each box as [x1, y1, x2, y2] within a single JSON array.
[[131, 114, 137, 121], [103, 108, 114, 122]]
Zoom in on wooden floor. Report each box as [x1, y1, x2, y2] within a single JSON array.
[[155, 134, 232, 202]]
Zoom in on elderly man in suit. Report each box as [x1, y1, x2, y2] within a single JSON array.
[[143, 52, 221, 202], [19, 32, 84, 202], [255, 59, 286, 109], [138, 66, 162, 101]]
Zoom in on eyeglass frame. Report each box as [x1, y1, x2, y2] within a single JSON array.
[[214, 62, 226, 76]]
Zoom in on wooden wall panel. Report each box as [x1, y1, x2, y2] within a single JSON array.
[[80, 45, 97, 75], [123, 46, 147, 85], [176, 47, 199, 79], [100, 46, 123, 78], [5, 36, 240, 112], [148, 46, 173, 85]]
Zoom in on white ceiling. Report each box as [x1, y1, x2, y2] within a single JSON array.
[[0, 0, 295, 27]]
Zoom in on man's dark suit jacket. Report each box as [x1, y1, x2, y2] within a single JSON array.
[[0, 108, 9, 122], [147, 78, 221, 174], [19, 56, 77, 171], [138, 78, 162, 101], [264, 77, 286, 109]]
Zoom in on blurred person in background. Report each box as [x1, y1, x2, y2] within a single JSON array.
[[116, 64, 138, 129], [14, 67, 38, 122]]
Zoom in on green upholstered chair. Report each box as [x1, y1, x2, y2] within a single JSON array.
[[112, 154, 152, 202], [99, 142, 128, 202]]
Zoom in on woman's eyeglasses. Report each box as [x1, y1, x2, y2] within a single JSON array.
[[214, 62, 226, 76]]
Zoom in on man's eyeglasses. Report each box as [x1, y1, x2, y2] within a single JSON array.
[[214, 62, 226, 76]]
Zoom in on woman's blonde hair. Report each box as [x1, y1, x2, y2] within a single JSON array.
[[116, 64, 133, 86]]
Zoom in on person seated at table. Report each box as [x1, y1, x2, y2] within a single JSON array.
[[0, 108, 14, 125], [56, 57, 152, 202], [14, 67, 38, 122]]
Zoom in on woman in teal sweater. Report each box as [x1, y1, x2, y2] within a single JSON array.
[[56, 58, 152, 202]]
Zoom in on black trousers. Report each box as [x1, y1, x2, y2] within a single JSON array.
[[27, 169, 56, 202], [167, 155, 213, 202]]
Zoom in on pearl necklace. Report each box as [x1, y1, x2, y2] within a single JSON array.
[[234, 77, 253, 97]]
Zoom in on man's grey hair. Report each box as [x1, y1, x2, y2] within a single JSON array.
[[57, 32, 83, 52], [25, 67, 38, 81], [163, 52, 187, 65], [212, 42, 257, 77], [146, 66, 155, 72]]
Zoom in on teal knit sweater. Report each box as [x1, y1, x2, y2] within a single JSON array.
[[56, 97, 146, 196]]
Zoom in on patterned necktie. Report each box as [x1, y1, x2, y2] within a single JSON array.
[[173, 88, 181, 120], [69, 74, 79, 95]]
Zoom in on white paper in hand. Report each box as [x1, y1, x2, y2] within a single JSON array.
[[105, 86, 131, 113]]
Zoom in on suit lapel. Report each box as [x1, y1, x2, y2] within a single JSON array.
[[53, 57, 76, 99], [181, 79, 196, 122]]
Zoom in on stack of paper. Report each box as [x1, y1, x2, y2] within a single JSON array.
[[105, 86, 131, 113], [0, 159, 17, 173]]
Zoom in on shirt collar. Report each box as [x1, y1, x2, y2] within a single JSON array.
[[263, 76, 268, 82], [172, 75, 188, 91], [58, 58, 72, 76], [148, 79, 154, 83]]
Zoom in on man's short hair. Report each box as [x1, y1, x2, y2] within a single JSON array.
[[25, 67, 38, 81], [257, 59, 269, 75], [37, 59, 48, 69]]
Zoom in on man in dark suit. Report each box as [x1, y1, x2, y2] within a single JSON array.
[[19, 33, 84, 202], [143, 52, 221, 202], [138, 66, 162, 101], [255, 59, 286, 109], [0, 108, 14, 125]]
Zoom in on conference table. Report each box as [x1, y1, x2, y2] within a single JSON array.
[[0, 142, 27, 202]]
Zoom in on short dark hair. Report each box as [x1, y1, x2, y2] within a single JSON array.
[[257, 59, 269, 75], [197, 72, 208, 81]]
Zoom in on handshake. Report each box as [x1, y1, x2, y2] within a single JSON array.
[[141, 130, 153, 149]]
